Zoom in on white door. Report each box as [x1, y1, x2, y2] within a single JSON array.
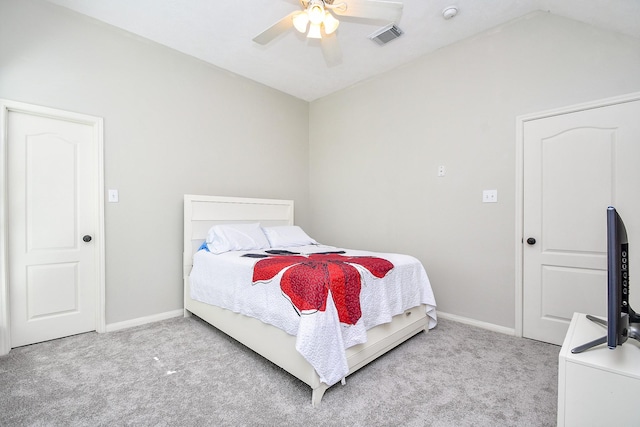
[[522, 99, 640, 345], [3, 103, 104, 348]]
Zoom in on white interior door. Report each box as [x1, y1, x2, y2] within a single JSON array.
[[522, 99, 640, 345], [3, 103, 104, 348]]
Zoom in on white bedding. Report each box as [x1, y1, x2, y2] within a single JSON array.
[[189, 244, 437, 386]]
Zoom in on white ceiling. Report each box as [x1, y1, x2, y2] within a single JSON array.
[[45, 0, 640, 102]]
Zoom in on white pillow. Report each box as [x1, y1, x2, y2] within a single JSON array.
[[263, 225, 318, 247], [206, 223, 270, 254]]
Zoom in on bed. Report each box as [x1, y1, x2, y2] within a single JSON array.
[[183, 195, 437, 406]]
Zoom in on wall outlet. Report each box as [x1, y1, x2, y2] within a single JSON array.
[[482, 189, 497, 203]]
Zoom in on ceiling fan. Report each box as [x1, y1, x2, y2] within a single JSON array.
[[252, 0, 403, 65]]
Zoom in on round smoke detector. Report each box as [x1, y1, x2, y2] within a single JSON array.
[[442, 6, 459, 20]]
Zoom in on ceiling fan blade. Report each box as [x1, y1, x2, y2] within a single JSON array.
[[321, 32, 342, 66], [331, 0, 403, 22], [252, 11, 299, 45]]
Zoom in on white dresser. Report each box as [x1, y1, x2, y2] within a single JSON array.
[[558, 312, 640, 426]]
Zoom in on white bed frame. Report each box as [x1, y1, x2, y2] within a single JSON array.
[[183, 195, 429, 406]]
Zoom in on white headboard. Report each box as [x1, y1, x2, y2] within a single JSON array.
[[183, 195, 294, 278]]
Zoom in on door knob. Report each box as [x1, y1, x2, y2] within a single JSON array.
[[83, 235, 92, 243], [526, 237, 536, 245]]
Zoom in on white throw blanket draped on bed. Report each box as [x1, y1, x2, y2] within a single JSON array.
[[189, 244, 437, 386]]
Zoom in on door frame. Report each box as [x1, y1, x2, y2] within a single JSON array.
[[515, 91, 640, 338], [0, 99, 106, 355]]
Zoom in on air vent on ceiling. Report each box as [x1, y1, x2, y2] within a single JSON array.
[[369, 24, 404, 46]]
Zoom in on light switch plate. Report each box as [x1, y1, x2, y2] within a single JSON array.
[[482, 189, 497, 203], [108, 189, 119, 203]]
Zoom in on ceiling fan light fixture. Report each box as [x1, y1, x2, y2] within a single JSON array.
[[308, 3, 325, 25], [307, 22, 322, 39], [323, 12, 339, 35], [293, 12, 309, 33]]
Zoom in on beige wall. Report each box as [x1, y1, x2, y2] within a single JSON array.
[[309, 12, 640, 329], [0, 0, 310, 324]]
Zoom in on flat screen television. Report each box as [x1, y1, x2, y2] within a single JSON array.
[[572, 206, 640, 353]]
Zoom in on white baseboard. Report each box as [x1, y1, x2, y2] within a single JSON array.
[[103, 308, 516, 338], [105, 309, 184, 333], [437, 311, 516, 336]]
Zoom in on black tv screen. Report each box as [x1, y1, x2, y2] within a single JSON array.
[[607, 206, 629, 349], [571, 206, 639, 354]]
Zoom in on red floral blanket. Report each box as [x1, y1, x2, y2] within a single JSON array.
[[252, 253, 394, 325], [190, 245, 436, 386]]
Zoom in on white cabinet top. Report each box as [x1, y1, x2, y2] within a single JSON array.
[[560, 313, 640, 380]]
